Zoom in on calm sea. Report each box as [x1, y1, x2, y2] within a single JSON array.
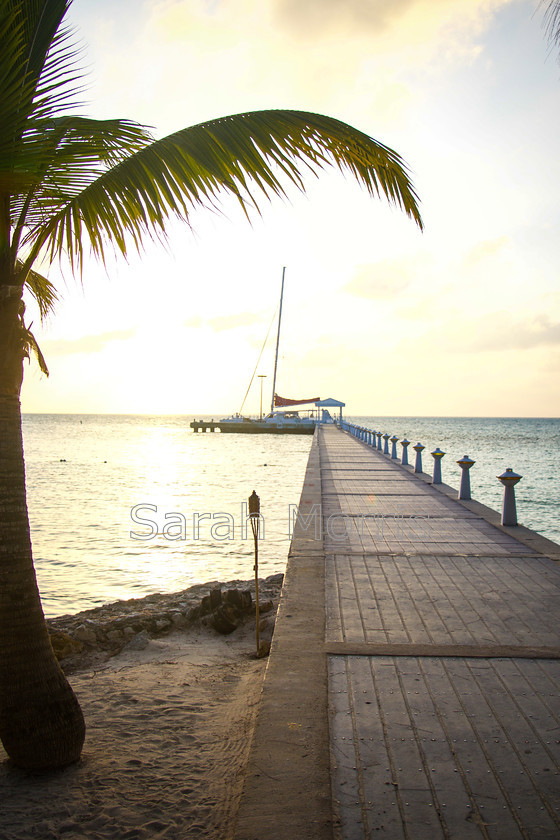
[[21, 414, 560, 618]]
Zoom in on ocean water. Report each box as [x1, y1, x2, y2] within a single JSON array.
[[22, 415, 312, 618], [21, 414, 560, 618]]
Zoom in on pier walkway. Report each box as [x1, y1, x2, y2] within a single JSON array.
[[234, 424, 560, 840]]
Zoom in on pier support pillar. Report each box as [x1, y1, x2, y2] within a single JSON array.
[[383, 433, 390, 455], [390, 435, 399, 459], [377, 432, 382, 451]]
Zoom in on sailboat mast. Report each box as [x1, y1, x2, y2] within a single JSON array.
[[270, 267, 285, 414]]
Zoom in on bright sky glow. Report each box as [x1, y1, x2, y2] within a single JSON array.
[[21, 0, 560, 417]]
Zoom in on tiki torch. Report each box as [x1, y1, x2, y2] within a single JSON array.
[[248, 490, 260, 656]]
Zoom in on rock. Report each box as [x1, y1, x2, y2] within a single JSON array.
[[210, 603, 243, 635], [49, 631, 83, 660], [171, 613, 187, 628], [74, 624, 97, 644], [200, 588, 223, 617], [155, 618, 171, 632], [258, 614, 276, 642], [45, 575, 283, 666], [124, 629, 150, 651], [187, 605, 201, 621], [257, 640, 271, 658], [223, 589, 243, 609], [223, 589, 252, 611]]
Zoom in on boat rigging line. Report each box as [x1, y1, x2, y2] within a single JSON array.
[[238, 299, 280, 416]]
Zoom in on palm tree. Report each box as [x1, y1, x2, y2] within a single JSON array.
[[543, 0, 560, 57], [0, 0, 422, 771]]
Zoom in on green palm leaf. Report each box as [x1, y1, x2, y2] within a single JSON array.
[[17, 261, 59, 320], [543, 1, 560, 58], [24, 110, 422, 272]]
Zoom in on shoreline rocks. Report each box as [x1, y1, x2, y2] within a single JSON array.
[[46, 573, 283, 671]]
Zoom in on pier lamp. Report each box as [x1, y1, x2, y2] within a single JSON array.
[[497, 468, 522, 526]]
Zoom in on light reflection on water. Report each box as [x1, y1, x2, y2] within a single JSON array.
[[22, 415, 311, 617], [22, 414, 560, 618]]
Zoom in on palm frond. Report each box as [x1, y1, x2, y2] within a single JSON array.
[[0, 0, 88, 198], [24, 109, 422, 272], [9, 116, 153, 255], [542, 0, 560, 59], [21, 323, 49, 375], [17, 261, 59, 320]]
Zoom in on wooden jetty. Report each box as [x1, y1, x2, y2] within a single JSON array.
[[234, 424, 560, 840]]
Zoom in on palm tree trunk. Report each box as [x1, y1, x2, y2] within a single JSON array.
[[0, 292, 85, 770]]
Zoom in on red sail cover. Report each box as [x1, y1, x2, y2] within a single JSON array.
[[274, 394, 320, 407]]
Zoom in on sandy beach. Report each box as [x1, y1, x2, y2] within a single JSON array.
[[0, 583, 278, 840]]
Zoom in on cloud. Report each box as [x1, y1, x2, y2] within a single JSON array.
[[474, 314, 560, 351], [414, 312, 560, 355], [184, 315, 205, 328], [344, 258, 420, 300], [85, 0, 515, 139], [184, 311, 267, 331], [271, 0, 512, 49], [207, 312, 265, 331], [463, 236, 510, 268], [272, 0, 416, 38], [43, 328, 136, 356]]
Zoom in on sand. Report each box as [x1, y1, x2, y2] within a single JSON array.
[[0, 623, 267, 839]]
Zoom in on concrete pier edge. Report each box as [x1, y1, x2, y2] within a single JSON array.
[[233, 427, 333, 840]]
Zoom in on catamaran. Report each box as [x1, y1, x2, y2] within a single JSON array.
[[190, 268, 344, 434]]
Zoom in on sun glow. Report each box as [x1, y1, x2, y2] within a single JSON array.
[[19, 0, 560, 418]]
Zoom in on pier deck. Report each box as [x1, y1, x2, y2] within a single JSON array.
[[234, 425, 560, 840]]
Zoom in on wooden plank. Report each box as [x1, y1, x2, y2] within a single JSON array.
[[415, 657, 528, 839], [325, 642, 560, 659], [321, 426, 560, 839], [329, 656, 367, 839]]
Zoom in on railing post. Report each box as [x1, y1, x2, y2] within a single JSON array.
[[497, 468, 522, 526], [383, 433, 390, 455], [400, 438, 410, 466], [457, 455, 475, 500], [413, 443, 424, 473], [390, 435, 399, 459], [377, 432, 382, 451], [431, 448, 445, 484]]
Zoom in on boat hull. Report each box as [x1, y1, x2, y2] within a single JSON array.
[[190, 419, 315, 434], [218, 422, 315, 435]]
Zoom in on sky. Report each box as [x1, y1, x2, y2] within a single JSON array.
[[20, 0, 560, 417]]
